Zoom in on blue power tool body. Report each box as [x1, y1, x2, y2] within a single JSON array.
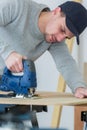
[[0, 60, 37, 96]]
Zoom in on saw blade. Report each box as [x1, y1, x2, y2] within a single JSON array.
[[12, 93, 39, 99]]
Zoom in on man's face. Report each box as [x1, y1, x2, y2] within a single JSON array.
[[44, 8, 74, 43]]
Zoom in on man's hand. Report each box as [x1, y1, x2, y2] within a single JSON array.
[[5, 52, 27, 73], [75, 87, 87, 98]]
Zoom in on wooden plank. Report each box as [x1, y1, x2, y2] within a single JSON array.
[[74, 0, 82, 2], [0, 91, 87, 106]]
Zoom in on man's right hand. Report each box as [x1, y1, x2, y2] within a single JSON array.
[[5, 52, 27, 73]]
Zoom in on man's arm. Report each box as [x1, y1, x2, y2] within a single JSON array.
[[48, 41, 87, 98], [75, 87, 87, 98], [0, 0, 26, 72]]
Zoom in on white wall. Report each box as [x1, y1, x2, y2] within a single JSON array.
[[33, 0, 87, 130]]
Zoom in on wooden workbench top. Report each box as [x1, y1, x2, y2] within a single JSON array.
[[0, 91, 87, 106]]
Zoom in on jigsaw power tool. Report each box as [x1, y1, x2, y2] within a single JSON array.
[[0, 60, 37, 97]]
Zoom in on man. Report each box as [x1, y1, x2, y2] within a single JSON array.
[[0, 0, 87, 98]]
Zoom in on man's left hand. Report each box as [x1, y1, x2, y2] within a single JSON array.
[[75, 87, 87, 98]]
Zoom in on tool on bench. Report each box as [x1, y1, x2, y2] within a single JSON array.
[[0, 59, 47, 128], [0, 60, 37, 98]]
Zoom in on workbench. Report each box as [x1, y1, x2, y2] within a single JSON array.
[[0, 90, 87, 130], [0, 91, 87, 106]]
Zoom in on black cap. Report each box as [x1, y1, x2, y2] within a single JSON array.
[[59, 1, 87, 45]]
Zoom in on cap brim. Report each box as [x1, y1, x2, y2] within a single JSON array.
[[66, 17, 79, 45]]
